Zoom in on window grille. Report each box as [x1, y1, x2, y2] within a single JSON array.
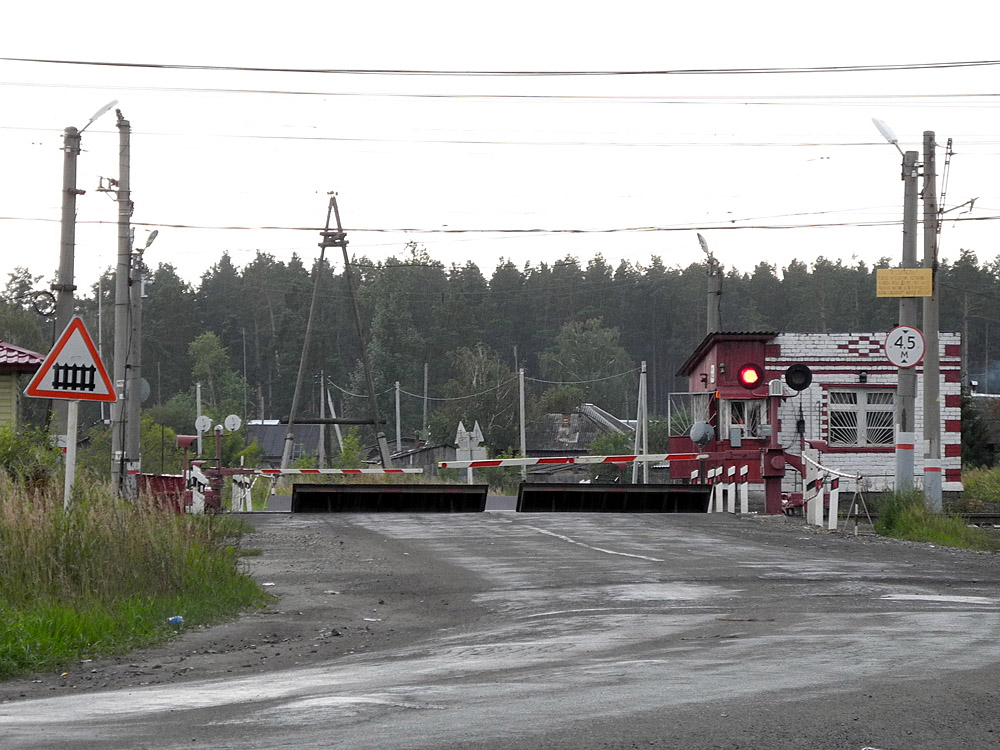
[[829, 389, 894, 446]]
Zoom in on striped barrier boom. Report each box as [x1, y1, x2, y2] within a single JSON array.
[[438, 453, 707, 470], [256, 468, 423, 475]]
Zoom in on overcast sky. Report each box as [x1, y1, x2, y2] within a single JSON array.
[[2, 1, 998, 297]]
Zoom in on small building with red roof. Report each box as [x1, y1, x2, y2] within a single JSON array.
[[0, 341, 44, 426]]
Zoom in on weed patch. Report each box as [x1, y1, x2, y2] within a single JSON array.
[[874, 491, 999, 552], [0, 477, 270, 679]]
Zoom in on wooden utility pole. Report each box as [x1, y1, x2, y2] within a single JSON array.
[[329, 195, 391, 467], [280, 202, 332, 470]]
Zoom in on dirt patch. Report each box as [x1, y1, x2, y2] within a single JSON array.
[[0, 514, 488, 704]]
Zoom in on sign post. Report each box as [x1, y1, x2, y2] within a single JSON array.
[[24, 316, 117, 508], [884, 325, 925, 495]]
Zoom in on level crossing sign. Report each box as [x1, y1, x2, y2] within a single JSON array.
[[24, 316, 116, 402]]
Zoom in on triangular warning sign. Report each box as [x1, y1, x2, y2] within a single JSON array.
[[25, 316, 117, 402]]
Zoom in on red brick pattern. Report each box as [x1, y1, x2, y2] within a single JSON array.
[[836, 336, 883, 357]]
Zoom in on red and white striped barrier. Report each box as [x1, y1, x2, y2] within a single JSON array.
[[255, 468, 423, 475], [438, 453, 706, 470]]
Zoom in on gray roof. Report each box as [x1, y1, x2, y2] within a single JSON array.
[[246, 424, 322, 462]]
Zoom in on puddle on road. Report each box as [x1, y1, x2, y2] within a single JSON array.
[[880, 594, 994, 605]]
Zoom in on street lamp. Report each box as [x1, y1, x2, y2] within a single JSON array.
[[50, 100, 118, 437], [873, 118, 919, 494]]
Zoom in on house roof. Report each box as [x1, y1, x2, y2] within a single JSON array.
[[246, 423, 322, 460], [0, 341, 44, 372], [676, 331, 777, 377]]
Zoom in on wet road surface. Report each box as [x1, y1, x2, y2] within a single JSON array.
[[3, 512, 1000, 749]]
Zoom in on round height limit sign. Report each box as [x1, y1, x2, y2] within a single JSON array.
[[884, 325, 926, 368]]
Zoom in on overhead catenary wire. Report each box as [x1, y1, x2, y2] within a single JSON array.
[[6, 81, 1000, 107], [4, 55, 1000, 76], [2, 214, 997, 233]]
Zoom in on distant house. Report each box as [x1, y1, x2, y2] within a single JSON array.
[[0, 341, 43, 427], [246, 420, 322, 468], [379, 441, 457, 477]]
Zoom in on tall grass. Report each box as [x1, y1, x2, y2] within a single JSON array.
[[959, 465, 1000, 510], [0, 476, 269, 679], [873, 490, 999, 552]]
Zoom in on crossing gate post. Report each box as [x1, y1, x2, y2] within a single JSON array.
[[725, 466, 736, 513], [712, 468, 724, 512], [827, 477, 841, 531], [804, 447, 822, 525], [738, 465, 749, 514]]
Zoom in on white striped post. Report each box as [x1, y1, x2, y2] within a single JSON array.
[[738, 465, 749, 514], [804, 447, 823, 525], [726, 465, 736, 514], [827, 477, 841, 531], [712, 468, 724, 512]]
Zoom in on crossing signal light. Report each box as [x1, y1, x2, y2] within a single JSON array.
[[737, 363, 764, 390], [784, 363, 813, 392]]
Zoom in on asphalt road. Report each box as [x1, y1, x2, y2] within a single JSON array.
[[3, 511, 1000, 749]]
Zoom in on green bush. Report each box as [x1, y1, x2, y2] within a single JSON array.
[[0, 425, 61, 486]]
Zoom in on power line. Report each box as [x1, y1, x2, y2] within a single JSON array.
[[3, 56, 1000, 76], [4, 80, 1000, 106], [3, 214, 998, 233], [526, 368, 640, 385]]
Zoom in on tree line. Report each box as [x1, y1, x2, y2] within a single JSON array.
[[1, 243, 996, 470]]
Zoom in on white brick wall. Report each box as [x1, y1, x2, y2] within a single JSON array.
[[767, 332, 962, 492]]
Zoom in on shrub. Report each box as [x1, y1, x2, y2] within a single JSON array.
[[0, 425, 62, 486]]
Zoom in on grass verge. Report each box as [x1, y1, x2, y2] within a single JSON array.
[[0, 477, 270, 680], [873, 491, 999, 552]]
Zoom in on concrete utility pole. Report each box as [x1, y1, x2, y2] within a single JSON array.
[[631, 361, 649, 484], [896, 150, 920, 492], [422, 362, 429, 442], [922, 131, 942, 510], [395, 381, 402, 451], [698, 234, 721, 335], [519, 368, 527, 481], [111, 111, 134, 497], [51, 126, 82, 438]]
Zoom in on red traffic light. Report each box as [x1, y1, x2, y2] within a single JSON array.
[[737, 363, 764, 389]]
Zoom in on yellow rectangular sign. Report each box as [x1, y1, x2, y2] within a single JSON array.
[[876, 268, 933, 297]]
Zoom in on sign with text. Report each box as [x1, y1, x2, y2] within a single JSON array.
[[876, 268, 933, 297], [884, 325, 926, 369]]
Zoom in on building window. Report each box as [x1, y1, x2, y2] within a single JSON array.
[[828, 389, 894, 446], [721, 399, 765, 438]]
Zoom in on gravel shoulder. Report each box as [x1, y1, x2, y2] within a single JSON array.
[[0, 513, 489, 704]]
